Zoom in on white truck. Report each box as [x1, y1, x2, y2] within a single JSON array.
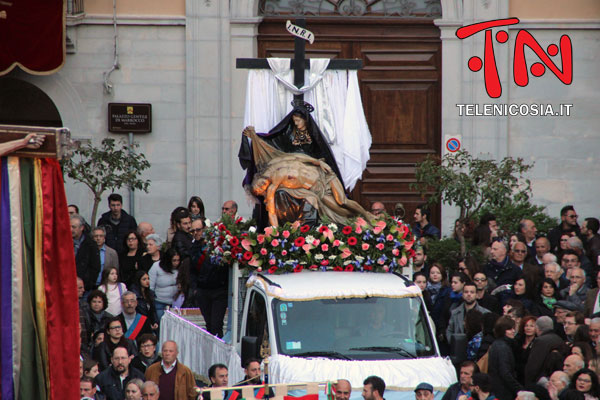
[[161, 270, 456, 400]]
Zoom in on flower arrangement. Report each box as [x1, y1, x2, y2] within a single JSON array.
[[204, 214, 415, 274], [203, 214, 256, 265]]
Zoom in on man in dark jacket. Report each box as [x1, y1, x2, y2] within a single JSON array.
[[548, 205, 580, 251], [197, 258, 229, 338], [441, 361, 479, 400], [97, 193, 137, 254], [171, 208, 193, 260], [524, 316, 569, 385], [95, 346, 145, 400], [72, 214, 101, 292], [484, 239, 522, 287]]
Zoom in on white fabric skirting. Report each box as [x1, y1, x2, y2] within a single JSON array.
[[268, 354, 457, 391], [159, 311, 245, 383]]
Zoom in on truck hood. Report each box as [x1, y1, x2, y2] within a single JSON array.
[[268, 354, 457, 390]]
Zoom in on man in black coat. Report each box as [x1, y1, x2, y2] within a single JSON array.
[[95, 346, 144, 400], [484, 239, 522, 301], [171, 208, 193, 260], [524, 316, 569, 385], [97, 193, 137, 254], [72, 214, 101, 292], [441, 361, 479, 400]]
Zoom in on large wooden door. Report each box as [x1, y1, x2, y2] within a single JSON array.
[[257, 18, 441, 227]]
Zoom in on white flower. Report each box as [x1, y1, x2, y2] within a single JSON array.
[[328, 255, 336, 260], [225, 235, 232, 241], [328, 223, 338, 232], [343, 260, 352, 265], [314, 254, 324, 261], [355, 255, 365, 262], [223, 251, 231, 257], [249, 226, 257, 233], [205, 218, 212, 226], [305, 235, 315, 244]]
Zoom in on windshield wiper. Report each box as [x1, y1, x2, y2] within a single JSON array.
[[349, 346, 416, 359], [292, 351, 352, 360]]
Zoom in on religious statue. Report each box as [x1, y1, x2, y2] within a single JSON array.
[[0, 133, 45, 157], [238, 100, 348, 227], [243, 126, 373, 227]]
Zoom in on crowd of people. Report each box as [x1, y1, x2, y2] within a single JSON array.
[[71, 192, 600, 400], [401, 202, 600, 400]]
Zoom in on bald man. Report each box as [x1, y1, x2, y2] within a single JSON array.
[[336, 379, 352, 400], [145, 341, 198, 400]]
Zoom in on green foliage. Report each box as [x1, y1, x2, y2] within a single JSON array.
[[62, 138, 151, 227], [410, 150, 534, 222], [425, 238, 484, 272], [475, 201, 558, 237]]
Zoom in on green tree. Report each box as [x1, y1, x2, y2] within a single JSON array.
[[410, 150, 534, 256], [62, 138, 151, 227]]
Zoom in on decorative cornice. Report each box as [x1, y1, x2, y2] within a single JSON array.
[[80, 14, 186, 26], [509, 19, 600, 30]]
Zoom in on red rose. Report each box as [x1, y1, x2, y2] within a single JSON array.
[[309, 265, 318, 270], [230, 236, 240, 246], [268, 266, 277, 274], [348, 237, 358, 246], [243, 251, 253, 261], [294, 237, 305, 247], [342, 226, 353, 235], [333, 266, 343, 271], [300, 225, 310, 233], [365, 265, 373, 271], [293, 265, 303, 273], [345, 265, 354, 272], [402, 225, 409, 239], [320, 260, 329, 266], [319, 226, 329, 233]]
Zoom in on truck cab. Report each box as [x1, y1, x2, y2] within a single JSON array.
[[239, 272, 456, 398]]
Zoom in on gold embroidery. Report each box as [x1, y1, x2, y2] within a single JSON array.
[[292, 127, 312, 146]]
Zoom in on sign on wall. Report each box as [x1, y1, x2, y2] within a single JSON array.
[[108, 103, 152, 133]]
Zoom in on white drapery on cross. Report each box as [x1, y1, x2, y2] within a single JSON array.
[[243, 58, 372, 191]]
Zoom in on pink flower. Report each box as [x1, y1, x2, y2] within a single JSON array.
[[271, 239, 280, 247], [260, 248, 267, 255], [373, 221, 387, 235], [313, 239, 320, 246], [376, 243, 385, 251], [257, 234, 265, 244], [362, 243, 370, 251], [242, 238, 252, 251], [256, 266, 262, 272], [355, 226, 363, 234], [383, 266, 389, 272], [355, 217, 368, 228], [399, 255, 408, 266], [282, 230, 290, 239], [392, 248, 400, 256], [282, 250, 288, 256], [341, 248, 353, 259], [332, 240, 341, 247], [263, 227, 273, 237], [404, 240, 414, 251], [321, 244, 329, 252], [269, 259, 276, 265], [386, 234, 394, 241], [302, 244, 313, 253], [291, 220, 301, 230], [249, 257, 260, 267]]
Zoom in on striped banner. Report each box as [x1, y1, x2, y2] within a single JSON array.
[[0, 156, 79, 400]]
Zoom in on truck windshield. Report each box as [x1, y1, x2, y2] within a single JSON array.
[[272, 296, 436, 360]]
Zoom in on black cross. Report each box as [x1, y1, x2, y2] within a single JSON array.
[[236, 18, 363, 102]]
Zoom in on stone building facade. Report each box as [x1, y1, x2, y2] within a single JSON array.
[[1, 0, 598, 235]]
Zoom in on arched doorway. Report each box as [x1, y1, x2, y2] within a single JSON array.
[[256, 1, 442, 226], [0, 77, 63, 127]]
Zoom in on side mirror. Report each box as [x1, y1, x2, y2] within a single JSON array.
[[241, 336, 259, 367]]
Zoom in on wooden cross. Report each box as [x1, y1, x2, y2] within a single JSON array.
[[236, 18, 363, 102]]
